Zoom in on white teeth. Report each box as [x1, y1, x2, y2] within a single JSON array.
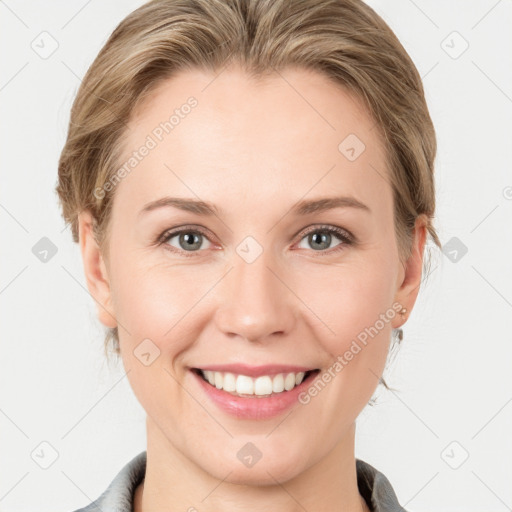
[[199, 369, 312, 396], [236, 375, 254, 395], [214, 372, 223, 389], [223, 372, 237, 392], [284, 372, 296, 391], [254, 376, 273, 396], [204, 370, 215, 386], [272, 373, 285, 393]]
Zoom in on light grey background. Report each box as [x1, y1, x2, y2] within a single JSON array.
[[1, 1, 511, 511]]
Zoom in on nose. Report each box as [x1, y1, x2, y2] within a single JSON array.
[[214, 249, 296, 343]]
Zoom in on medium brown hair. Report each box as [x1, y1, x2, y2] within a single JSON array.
[[56, 0, 440, 360]]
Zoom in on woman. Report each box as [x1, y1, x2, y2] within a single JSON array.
[[56, 0, 439, 510]]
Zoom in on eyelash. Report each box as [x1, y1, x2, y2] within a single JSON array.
[[156, 224, 355, 258]]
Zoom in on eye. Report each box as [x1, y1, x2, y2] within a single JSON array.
[[296, 225, 353, 254], [159, 226, 213, 255], [157, 224, 354, 257]]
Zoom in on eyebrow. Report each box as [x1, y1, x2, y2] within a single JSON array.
[[138, 197, 220, 217], [138, 195, 371, 218], [291, 196, 371, 215]]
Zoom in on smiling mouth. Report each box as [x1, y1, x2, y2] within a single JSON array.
[[192, 368, 320, 398]]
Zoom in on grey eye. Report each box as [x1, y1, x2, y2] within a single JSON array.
[[166, 231, 212, 251], [297, 230, 344, 251]]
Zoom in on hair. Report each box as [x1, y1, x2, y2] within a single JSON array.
[[56, 0, 440, 375]]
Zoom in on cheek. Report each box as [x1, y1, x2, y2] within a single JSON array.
[[110, 257, 232, 409], [293, 262, 396, 431], [110, 229, 398, 357], [291, 251, 397, 352], [110, 248, 203, 327], [112, 262, 197, 415]]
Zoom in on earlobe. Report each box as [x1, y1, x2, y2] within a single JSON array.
[[78, 210, 118, 329], [392, 216, 428, 329]]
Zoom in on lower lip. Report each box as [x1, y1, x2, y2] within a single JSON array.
[[191, 369, 319, 420]]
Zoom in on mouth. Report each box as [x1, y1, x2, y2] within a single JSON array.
[[191, 368, 320, 398]]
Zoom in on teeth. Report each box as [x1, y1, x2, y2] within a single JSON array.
[[272, 373, 285, 393], [200, 370, 310, 396], [254, 376, 273, 395], [284, 372, 296, 391], [214, 371, 223, 389], [236, 375, 254, 395], [204, 370, 215, 386], [223, 372, 237, 392]]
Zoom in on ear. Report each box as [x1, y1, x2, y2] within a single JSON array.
[[77, 210, 117, 329], [392, 215, 428, 329]]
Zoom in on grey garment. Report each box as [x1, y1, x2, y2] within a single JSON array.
[[71, 451, 407, 512]]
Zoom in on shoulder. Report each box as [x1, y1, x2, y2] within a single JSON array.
[[69, 451, 146, 512], [356, 458, 408, 512]]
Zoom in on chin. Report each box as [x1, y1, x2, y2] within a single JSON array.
[[197, 445, 308, 486], [216, 463, 302, 487]]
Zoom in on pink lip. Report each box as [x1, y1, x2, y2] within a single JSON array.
[[193, 363, 316, 378], [190, 368, 320, 420]]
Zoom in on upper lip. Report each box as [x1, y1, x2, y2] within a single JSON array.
[[193, 364, 318, 378]]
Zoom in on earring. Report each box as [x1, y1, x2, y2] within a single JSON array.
[[396, 308, 407, 342]]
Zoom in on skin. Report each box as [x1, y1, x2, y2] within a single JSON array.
[[78, 64, 427, 512]]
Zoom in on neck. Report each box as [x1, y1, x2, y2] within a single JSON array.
[[134, 417, 370, 512]]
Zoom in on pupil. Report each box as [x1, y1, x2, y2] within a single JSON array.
[[311, 232, 330, 250], [181, 232, 201, 250]]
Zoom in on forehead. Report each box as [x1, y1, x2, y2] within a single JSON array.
[[114, 64, 390, 216]]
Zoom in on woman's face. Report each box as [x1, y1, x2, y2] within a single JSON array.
[[80, 64, 425, 483]]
